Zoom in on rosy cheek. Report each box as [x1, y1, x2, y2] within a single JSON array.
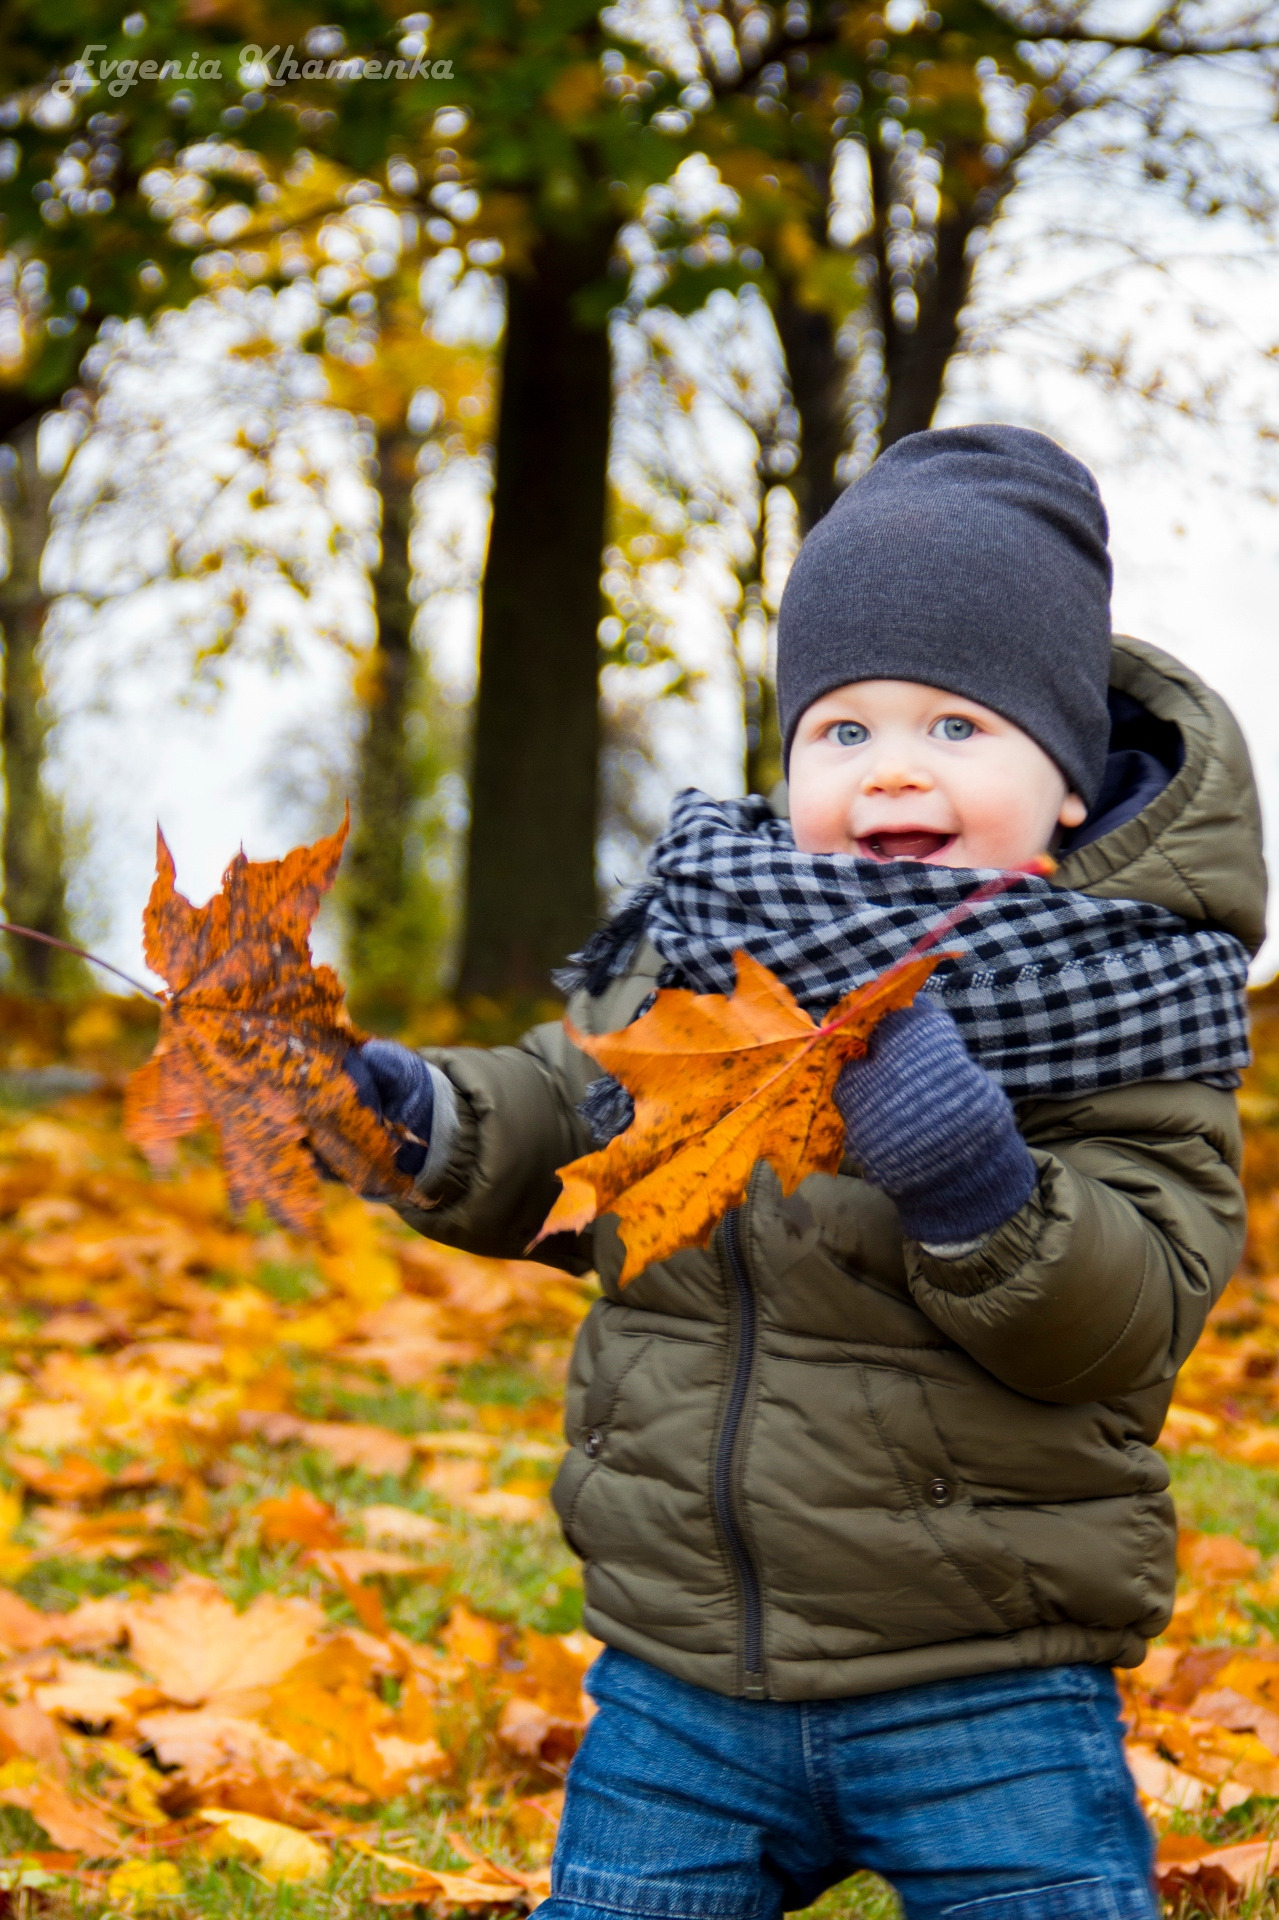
[[939, 783, 1003, 858], [962, 786, 1051, 863], [789, 804, 830, 854], [789, 780, 848, 854]]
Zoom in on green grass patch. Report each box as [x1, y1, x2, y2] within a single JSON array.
[[1167, 1449, 1279, 1556], [291, 1375, 443, 1434], [252, 1261, 327, 1307], [453, 1361, 555, 1409]]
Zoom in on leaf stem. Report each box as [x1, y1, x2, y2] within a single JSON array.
[[0, 923, 163, 1004], [895, 855, 1057, 967], [817, 855, 1057, 1037]]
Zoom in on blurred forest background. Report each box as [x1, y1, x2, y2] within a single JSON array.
[[2, 0, 1279, 1028], [0, 5, 1279, 1916]]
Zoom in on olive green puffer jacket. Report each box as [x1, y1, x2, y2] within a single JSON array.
[[397, 637, 1266, 1702]]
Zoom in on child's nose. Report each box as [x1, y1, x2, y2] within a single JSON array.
[[862, 757, 933, 795]]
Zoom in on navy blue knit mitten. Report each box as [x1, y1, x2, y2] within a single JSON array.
[[345, 1040, 436, 1178], [833, 999, 1037, 1246]]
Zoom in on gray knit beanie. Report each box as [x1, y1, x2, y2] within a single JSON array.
[[776, 425, 1114, 804]]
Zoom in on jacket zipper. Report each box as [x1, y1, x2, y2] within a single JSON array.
[[715, 1208, 766, 1695]]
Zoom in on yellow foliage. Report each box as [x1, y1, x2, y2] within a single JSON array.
[[773, 220, 818, 273], [65, 1003, 124, 1053], [320, 1194, 401, 1309], [93, 1740, 170, 1826], [466, 191, 536, 273], [105, 1860, 185, 1910], [0, 1486, 31, 1584], [543, 62, 602, 122], [199, 1807, 330, 1881], [323, 325, 493, 440]]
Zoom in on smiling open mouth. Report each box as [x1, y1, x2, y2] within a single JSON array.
[[858, 831, 955, 861]]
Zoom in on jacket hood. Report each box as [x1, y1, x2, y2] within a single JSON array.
[[1053, 636, 1267, 956]]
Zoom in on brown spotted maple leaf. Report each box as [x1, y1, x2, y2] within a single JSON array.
[[124, 814, 411, 1233], [536, 948, 944, 1283]]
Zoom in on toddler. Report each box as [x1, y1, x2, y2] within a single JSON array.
[[349, 426, 1264, 1919]]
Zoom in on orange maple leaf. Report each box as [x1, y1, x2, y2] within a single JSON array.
[[537, 949, 944, 1284], [123, 814, 410, 1234], [255, 1489, 347, 1554]]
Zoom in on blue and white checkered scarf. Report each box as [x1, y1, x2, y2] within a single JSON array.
[[560, 790, 1251, 1105]]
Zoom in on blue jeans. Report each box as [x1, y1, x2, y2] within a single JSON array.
[[542, 1650, 1156, 1920]]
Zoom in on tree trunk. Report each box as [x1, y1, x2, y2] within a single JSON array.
[[0, 418, 74, 992], [871, 148, 978, 452], [772, 188, 978, 512], [736, 487, 784, 799], [773, 294, 847, 534], [744, 666, 783, 798], [457, 228, 615, 999], [343, 427, 427, 1027]]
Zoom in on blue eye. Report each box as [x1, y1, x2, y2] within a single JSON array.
[[832, 721, 869, 747], [934, 715, 975, 741]]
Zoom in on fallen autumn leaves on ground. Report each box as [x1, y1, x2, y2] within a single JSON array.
[[0, 1026, 593, 1915], [7, 985, 1279, 1914]]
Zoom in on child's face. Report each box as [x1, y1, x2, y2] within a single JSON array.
[[788, 680, 1088, 867]]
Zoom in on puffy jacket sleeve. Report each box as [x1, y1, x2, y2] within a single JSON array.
[[903, 1079, 1245, 1405], [391, 953, 663, 1265]]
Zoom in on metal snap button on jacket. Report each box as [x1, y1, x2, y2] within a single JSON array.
[[584, 1428, 603, 1459], [927, 1477, 952, 1507]]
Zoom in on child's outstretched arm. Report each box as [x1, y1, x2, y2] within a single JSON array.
[[835, 1000, 1245, 1406]]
